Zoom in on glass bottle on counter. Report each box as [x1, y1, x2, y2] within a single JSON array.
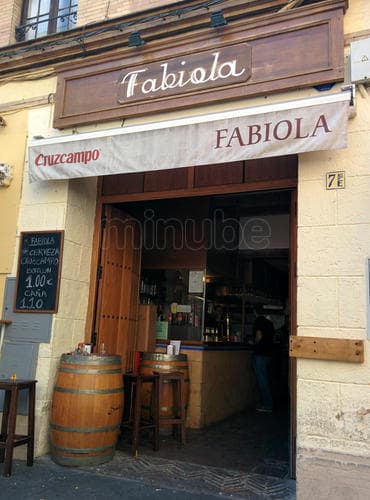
[[140, 278, 158, 304]]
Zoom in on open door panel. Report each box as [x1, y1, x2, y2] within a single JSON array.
[[94, 205, 142, 372]]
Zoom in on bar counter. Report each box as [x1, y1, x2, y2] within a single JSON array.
[[155, 343, 257, 428]]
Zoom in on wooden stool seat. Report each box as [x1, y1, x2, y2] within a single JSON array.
[[155, 371, 186, 446], [0, 379, 37, 477]]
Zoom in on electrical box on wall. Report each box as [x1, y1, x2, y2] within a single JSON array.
[[350, 38, 370, 83]]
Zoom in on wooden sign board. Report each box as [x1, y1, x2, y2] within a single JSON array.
[[54, 5, 344, 128], [14, 231, 64, 313], [289, 336, 364, 363]]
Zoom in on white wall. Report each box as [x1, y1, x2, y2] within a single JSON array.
[[296, 0, 370, 463]]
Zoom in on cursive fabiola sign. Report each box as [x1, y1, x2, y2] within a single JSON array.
[[117, 43, 252, 104]]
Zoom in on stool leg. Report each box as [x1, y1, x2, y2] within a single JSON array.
[[0, 390, 11, 463], [27, 383, 36, 467], [173, 378, 185, 445], [172, 380, 178, 440], [122, 376, 134, 425], [132, 378, 142, 457], [179, 378, 186, 446], [3, 387, 18, 477], [153, 377, 160, 451]]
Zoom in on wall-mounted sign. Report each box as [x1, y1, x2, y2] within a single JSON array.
[[326, 171, 345, 189], [53, 6, 344, 128], [14, 231, 64, 313], [117, 44, 251, 104], [188, 270, 205, 294]]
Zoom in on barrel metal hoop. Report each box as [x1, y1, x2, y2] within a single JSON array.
[[54, 386, 123, 394], [59, 367, 122, 375], [160, 378, 190, 384], [142, 363, 188, 371], [60, 354, 122, 365], [50, 423, 120, 433], [52, 453, 114, 467], [142, 353, 187, 361], [51, 443, 115, 454], [142, 404, 188, 412]]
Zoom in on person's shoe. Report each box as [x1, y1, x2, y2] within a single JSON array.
[[256, 405, 273, 414]]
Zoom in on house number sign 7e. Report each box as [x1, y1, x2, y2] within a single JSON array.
[[326, 171, 345, 189], [14, 231, 64, 313]]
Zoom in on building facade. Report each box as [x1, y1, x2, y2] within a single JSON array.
[[0, 1, 369, 498]]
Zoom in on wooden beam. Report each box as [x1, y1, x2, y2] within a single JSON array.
[[99, 177, 298, 204], [279, 0, 305, 12], [289, 336, 364, 363], [0, 0, 347, 79], [0, 95, 54, 113]]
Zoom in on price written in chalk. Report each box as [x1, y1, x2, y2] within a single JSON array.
[[17, 274, 55, 310], [25, 275, 54, 289]]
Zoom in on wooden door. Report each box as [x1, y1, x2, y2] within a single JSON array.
[[94, 205, 142, 372]]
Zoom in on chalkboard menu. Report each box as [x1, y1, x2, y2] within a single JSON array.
[[14, 231, 64, 313]]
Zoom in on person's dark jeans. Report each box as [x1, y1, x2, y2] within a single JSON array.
[[252, 354, 273, 410]]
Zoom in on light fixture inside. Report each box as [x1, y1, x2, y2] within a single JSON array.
[[210, 11, 227, 28], [128, 31, 144, 47]]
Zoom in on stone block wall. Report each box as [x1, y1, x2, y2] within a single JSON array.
[[296, 2, 370, 496], [8, 100, 97, 457], [296, 88, 370, 492]]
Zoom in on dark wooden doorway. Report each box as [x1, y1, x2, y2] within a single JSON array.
[[93, 205, 142, 372], [87, 157, 298, 476]]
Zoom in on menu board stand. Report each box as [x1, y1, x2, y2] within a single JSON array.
[[14, 231, 64, 313]]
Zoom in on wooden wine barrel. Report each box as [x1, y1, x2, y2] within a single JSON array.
[[50, 354, 124, 466], [140, 353, 189, 425]]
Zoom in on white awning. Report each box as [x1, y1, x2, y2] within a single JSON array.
[[28, 91, 351, 182]]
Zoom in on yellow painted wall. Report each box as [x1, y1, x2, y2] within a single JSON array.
[[0, 109, 26, 309], [0, 76, 57, 310]]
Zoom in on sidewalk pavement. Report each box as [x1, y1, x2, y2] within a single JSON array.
[[0, 458, 220, 500], [0, 452, 296, 500]]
